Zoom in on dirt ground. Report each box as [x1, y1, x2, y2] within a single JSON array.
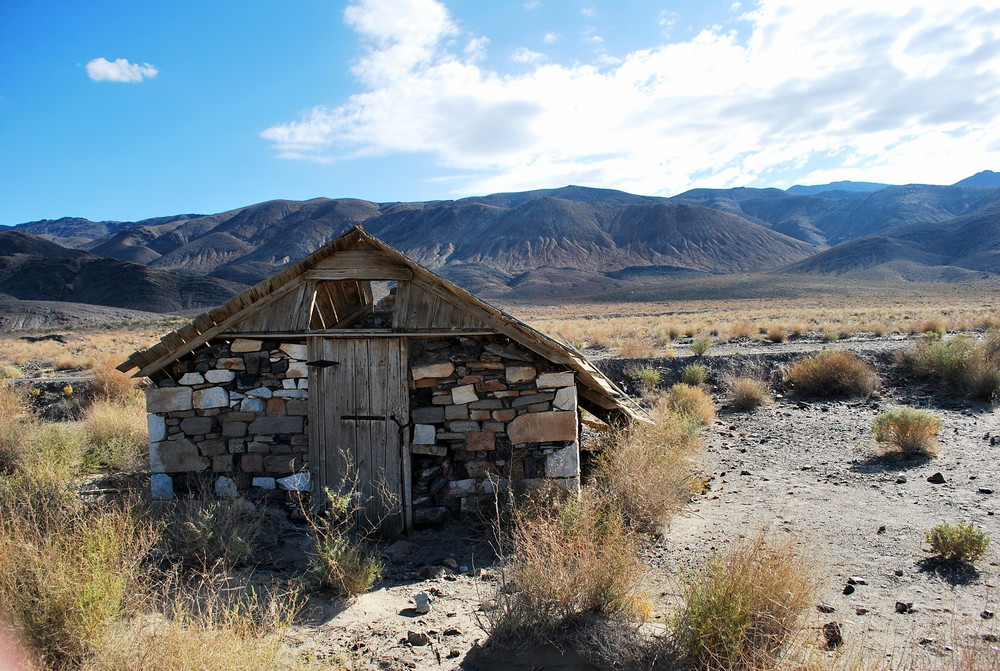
[[277, 340, 1000, 669]]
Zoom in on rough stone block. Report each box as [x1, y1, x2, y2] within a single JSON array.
[[285, 362, 308, 378], [451, 384, 478, 405], [537, 371, 575, 388], [507, 411, 578, 444], [246, 386, 273, 399], [222, 422, 248, 438], [241, 398, 266, 412], [178, 372, 205, 385], [214, 475, 238, 498], [217, 357, 246, 370], [412, 361, 455, 380], [150, 474, 174, 500], [252, 476, 276, 489], [484, 343, 533, 361], [412, 424, 436, 445], [180, 417, 214, 435], [411, 444, 447, 456], [193, 388, 229, 409], [506, 365, 536, 383], [465, 460, 495, 478], [526, 402, 551, 412], [554, 386, 577, 411], [148, 414, 167, 442], [146, 387, 193, 413], [205, 369, 236, 383], [286, 400, 308, 416], [466, 431, 496, 452], [273, 389, 306, 398], [448, 420, 480, 433], [469, 399, 502, 410], [266, 398, 286, 416], [241, 454, 264, 472], [230, 338, 263, 353], [282, 379, 297, 389], [511, 392, 554, 408], [552, 477, 581, 493], [413, 507, 449, 526], [445, 404, 468, 421], [280, 343, 308, 360], [249, 416, 304, 434], [264, 455, 296, 474], [492, 408, 516, 422], [197, 439, 226, 456], [212, 454, 234, 473], [545, 442, 580, 478], [277, 472, 310, 491], [150, 439, 210, 473], [475, 379, 507, 393], [446, 479, 477, 496], [412, 407, 445, 423], [469, 410, 491, 421]]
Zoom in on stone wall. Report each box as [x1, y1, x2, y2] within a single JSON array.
[[146, 337, 311, 507], [146, 333, 582, 528], [407, 335, 580, 526]]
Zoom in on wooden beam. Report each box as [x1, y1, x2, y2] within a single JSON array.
[[304, 268, 412, 281]]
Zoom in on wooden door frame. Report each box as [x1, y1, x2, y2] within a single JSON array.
[[307, 335, 412, 535]]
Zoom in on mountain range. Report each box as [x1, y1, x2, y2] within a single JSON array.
[[3, 170, 1000, 315]]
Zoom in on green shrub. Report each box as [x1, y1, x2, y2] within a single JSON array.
[[691, 338, 712, 357], [671, 536, 814, 670], [872, 408, 943, 457], [631, 365, 662, 391], [726, 377, 771, 411], [901, 335, 1000, 401], [784, 350, 879, 397], [681, 363, 708, 386], [926, 521, 991, 562], [159, 496, 269, 572], [304, 490, 382, 598]]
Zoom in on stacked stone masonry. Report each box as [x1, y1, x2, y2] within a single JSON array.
[[147, 334, 581, 528]]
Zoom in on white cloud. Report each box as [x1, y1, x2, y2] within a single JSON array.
[[262, 0, 1000, 195], [511, 47, 545, 64], [86, 57, 157, 82], [542, 31, 559, 44], [523, 1, 538, 9]]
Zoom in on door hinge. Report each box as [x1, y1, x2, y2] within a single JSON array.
[[306, 359, 340, 368]]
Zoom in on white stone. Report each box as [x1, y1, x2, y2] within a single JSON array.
[[446, 479, 477, 496], [285, 362, 308, 378], [280, 343, 308, 360], [214, 475, 238, 499], [229, 391, 245, 400], [147, 414, 166, 442], [451, 384, 478, 405], [273, 389, 306, 398], [282, 379, 297, 389], [277, 472, 311, 491], [412, 361, 455, 380], [241, 398, 266, 412], [246, 386, 273, 398], [193, 387, 228, 409], [412, 590, 432, 614], [298, 378, 309, 389], [146, 387, 193, 413], [151, 474, 174, 500], [545, 442, 580, 478], [252, 477, 276, 489], [553, 477, 581, 494], [178, 372, 205, 385], [230, 338, 262, 353], [413, 424, 436, 445], [506, 365, 536, 383], [537, 371, 574, 388], [205, 369, 236, 383], [553, 386, 577, 411]]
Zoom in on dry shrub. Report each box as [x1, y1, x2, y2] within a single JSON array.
[[766, 326, 787, 343], [728, 321, 757, 340], [631, 365, 662, 391], [900, 335, 1000, 401], [784, 350, 879, 397], [0, 386, 33, 471], [484, 491, 646, 646], [303, 490, 383, 598], [681, 363, 708, 386], [661, 384, 716, 426], [590, 408, 699, 533], [691, 338, 713, 356], [159, 495, 271, 572], [0, 363, 24, 379], [614, 336, 656, 359], [871, 408, 942, 458], [726, 377, 772, 411], [82, 397, 147, 471], [911, 318, 946, 337], [89, 355, 141, 403], [670, 536, 815, 671], [0, 480, 155, 669]]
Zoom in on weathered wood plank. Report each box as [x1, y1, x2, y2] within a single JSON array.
[[312, 249, 406, 271], [304, 268, 412, 281]]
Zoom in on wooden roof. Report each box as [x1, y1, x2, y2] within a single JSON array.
[[118, 226, 643, 422]]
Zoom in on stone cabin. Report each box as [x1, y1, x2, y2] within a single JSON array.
[[118, 227, 642, 535]]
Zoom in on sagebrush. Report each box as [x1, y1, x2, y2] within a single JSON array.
[[871, 408, 942, 457], [784, 350, 879, 397]]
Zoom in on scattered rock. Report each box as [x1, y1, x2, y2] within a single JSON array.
[[927, 472, 946, 484], [382, 540, 413, 561], [442, 558, 458, 569], [842, 584, 855, 595], [421, 566, 447, 579], [978, 487, 994, 495], [407, 630, 431, 646], [412, 591, 433, 614], [817, 603, 836, 613], [447, 649, 460, 659], [822, 621, 843, 649], [896, 475, 907, 484], [847, 576, 867, 585], [895, 602, 915, 614], [855, 607, 869, 615], [982, 610, 995, 620], [893, 569, 904, 576], [443, 627, 462, 636], [982, 634, 1000, 643], [876, 525, 886, 534]]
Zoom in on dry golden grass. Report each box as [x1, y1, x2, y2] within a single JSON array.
[[82, 397, 148, 471], [661, 384, 717, 426], [726, 377, 772, 411], [871, 408, 942, 458], [784, 351, 880, 397]]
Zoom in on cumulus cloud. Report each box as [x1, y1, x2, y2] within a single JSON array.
[[262, 0, 1000, 194], [86, 57, 158, 82]]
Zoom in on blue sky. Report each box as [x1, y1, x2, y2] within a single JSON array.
[[1, 0, 998, 225]]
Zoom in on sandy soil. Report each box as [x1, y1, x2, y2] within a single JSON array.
[[259, 341, 1000, 669]]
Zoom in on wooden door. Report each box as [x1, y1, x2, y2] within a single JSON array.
[[308, 337, 410, 536]]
